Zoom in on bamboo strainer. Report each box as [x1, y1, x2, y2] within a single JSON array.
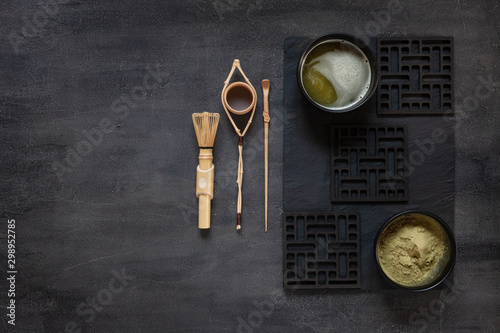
[[221, 59, 257, 230]]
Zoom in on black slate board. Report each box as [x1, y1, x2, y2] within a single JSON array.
[[283, 37, 455, 290]]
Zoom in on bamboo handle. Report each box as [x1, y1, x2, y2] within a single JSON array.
[[262, 79, 270, 232], [263, 91, 270, 123], [264, 123, 269, 232], [236, 137, 243, 229], [196, 149, 214, 229], [198, 194, 211, 229]]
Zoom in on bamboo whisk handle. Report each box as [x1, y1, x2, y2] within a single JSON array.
[[198, 194, 211, 229], [196, 149, 214, 229]]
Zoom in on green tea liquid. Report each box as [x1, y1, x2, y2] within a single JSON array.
[[302, 40, 372, 110]]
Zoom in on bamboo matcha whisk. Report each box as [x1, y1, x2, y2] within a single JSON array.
[[192, 112, 220, 229]]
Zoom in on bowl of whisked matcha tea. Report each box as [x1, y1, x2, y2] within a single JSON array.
[[297, 34, 378, 113]]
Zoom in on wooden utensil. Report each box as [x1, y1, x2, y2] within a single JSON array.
[[262, 79, 270, 232], [221, 59, 257, 230], [192, 112, 220, 229]]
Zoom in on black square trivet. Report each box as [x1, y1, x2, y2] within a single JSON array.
[[283, 212, 361, 289], [377, 37, 454, 115], [330, 125, 408, 202]]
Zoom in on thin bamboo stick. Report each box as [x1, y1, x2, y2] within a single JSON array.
[[262, 79, 270, 232]]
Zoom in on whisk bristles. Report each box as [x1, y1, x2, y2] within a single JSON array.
[[192, 112, 220, 148]]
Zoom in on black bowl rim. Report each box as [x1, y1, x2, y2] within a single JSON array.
[[374, 210, 457, 292], [297, 33, 379, 113]]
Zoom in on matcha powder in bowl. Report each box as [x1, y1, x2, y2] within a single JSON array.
[[376, 211, 456, 290]]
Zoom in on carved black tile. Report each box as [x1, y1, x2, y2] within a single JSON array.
[[283, 212, 361, 289], [377, 37, 454, 115], [330, 125, 408, 202]]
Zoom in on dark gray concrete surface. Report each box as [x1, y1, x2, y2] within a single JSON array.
[[1, 1, 499, 332]]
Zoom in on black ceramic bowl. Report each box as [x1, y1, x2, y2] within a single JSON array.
[[375, 211, 457, 291], [297, 34, 378, 113]]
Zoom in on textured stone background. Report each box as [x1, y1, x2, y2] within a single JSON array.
[[1, 0, 499, 332]]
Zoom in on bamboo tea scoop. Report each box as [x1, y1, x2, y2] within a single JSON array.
[[221, 59, 257, 230], [262, 79, 270, 232]]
